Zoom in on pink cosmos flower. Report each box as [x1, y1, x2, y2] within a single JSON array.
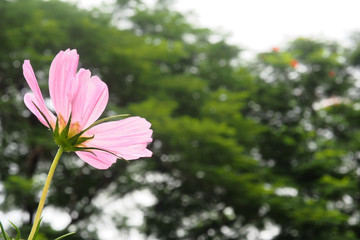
[[23, 49, 152, 169]]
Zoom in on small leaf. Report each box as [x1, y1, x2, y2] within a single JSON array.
[[0, 221, 10, 240], [9, 221, 21, 240], [32, 217, 42, 240], [54, 232, 76, 240]]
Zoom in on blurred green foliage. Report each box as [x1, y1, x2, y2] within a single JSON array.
[[1, 0, 360, 239]]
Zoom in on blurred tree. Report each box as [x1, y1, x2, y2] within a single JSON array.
[[248, 38, 359, 240], [0, 0, 259, 239], [1, 0, 360, 240]]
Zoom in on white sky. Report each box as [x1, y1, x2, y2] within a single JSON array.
[[70, 0, 360, 56], [173, 0, 360, 53]]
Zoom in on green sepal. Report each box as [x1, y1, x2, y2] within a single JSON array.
[[74, 146, 123, 160], [79, 114, 130, 136], [53, 114, 81, 152], [60, 113, 72, 139], [9, 221, 20, 240], [53, 117, 60, 139], [89, 114, 130, 128], [73, 135, 94, 145], [54, 114, 130, 153], [50, 111, 129, 154], [75, 149, 98, 156], [32, 101, 53, 132], [67, 132, 94, 146], [54, 232, 76, 240]]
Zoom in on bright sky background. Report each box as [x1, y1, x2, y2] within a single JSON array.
[[71, 0, 360, 57], [173, 0, 360, 54]]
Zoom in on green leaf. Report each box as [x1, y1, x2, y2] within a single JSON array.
[[0, 221, 10, 240], [54, 232, 76, 240], [32, 217, 42, 240], [9, 221, 21, 240]]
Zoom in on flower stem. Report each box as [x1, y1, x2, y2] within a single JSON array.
[[27, 147, 64, 240]]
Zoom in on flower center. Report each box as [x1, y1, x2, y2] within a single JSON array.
[[53, 113, 93, 152], [57, 113, 82, 137]]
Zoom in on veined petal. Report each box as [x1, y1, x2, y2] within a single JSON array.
[[83, 117, 153, 163], [71, 69, 109, 129], [23, 61, 56, 128], [24, 93, 55, 128], [49, 49, 79, 121], [75, 150, 117, 169]]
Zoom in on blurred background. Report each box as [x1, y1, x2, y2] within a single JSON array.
[[1, 0, 360, 239]]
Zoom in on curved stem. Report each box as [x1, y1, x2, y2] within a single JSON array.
[[27, 147, 64, 240]]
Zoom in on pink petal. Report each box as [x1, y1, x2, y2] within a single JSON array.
[[70, 69, 109, 129], [23, 61, 56, 128], [75, 150, 117, 169], [24, 93, 55, 128], [49, 49, 79, 121], [80, 117, 153, 168]]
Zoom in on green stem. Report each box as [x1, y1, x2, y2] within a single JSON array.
[[27, 147, 64, 240]]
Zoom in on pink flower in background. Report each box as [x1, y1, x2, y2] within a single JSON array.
[[328, 70, 336, 77], [272, 47, 280, 52], [23, 49, 152, 169], [290, 59, 298, 69]]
